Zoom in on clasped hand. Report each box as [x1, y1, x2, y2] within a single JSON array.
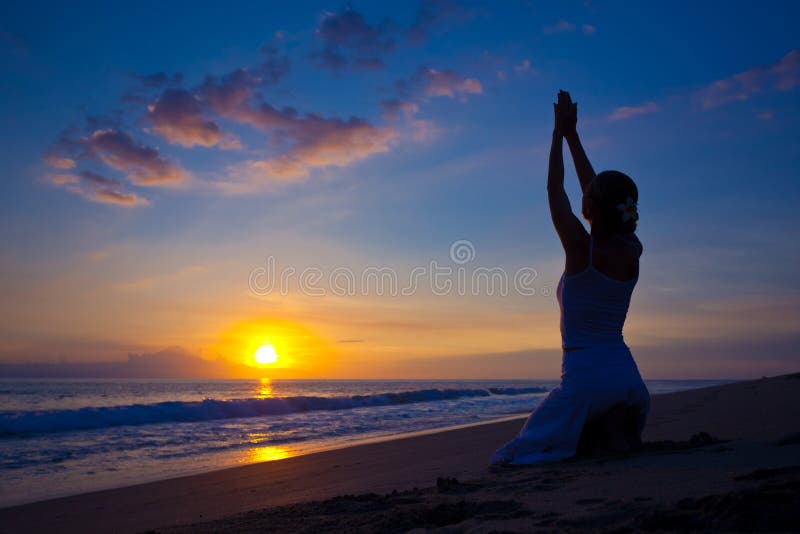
[[553, 89, 577, 137]]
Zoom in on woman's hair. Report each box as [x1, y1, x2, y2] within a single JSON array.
[[585, 170, 639, 233]]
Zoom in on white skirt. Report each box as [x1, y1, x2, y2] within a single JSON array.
[[490, 345, 650, 466]]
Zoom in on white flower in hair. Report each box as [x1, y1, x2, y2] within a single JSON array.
[[617, 197, 638, 222]]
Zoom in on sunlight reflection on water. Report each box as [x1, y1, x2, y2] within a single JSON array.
[[257, 377, 273, 398], [241, 445, 293, 463]]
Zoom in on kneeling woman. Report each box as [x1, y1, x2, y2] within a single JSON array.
[[491, 91, 650, 466]]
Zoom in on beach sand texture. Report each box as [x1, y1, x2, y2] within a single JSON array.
[[1, 373, 798, 533]]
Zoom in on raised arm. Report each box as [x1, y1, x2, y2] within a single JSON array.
[[557, 91, 596, 193], [548, 103, 587, 249], [565, 131, 596, 193]]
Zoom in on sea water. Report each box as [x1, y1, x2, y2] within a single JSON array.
[[0, 378, 729, 507]]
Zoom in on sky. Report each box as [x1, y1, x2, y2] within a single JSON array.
[[0, 0, 798, 379]]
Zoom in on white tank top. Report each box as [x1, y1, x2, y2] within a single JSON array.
[[556, 235, 638, 349]]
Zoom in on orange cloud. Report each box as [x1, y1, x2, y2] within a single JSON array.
[[226, 119, 395, 187], [197, 71, 397, 186], [42, 154, 76, 169]]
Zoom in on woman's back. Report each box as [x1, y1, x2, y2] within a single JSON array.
[[564, 232, 642, 280], [557, 234, 640, 349]]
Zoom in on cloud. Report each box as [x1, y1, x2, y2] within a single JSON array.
[[378, 65, 482, 143], [256, 42, 292, 84], [582, 24, 596, 35], [407, 0, 474, 44], [409, 119, 441, 142], [199, 68, 258, 117], [380, 99, 420, 121], [89, 250, 112, 262], [313, 7, 395, 72], [197, 67, 397, 185], [260, 116, 395, 176], [43, 154, 76, 169], [697, 49, 799, 109], [45, 12, 461, 203], [513, 59, 531, 74], [609, 101, 659, 120], [756, 111, 774, 121], [120, 72, 184, 107], [45, 125, 188, 187], [412, 66, 483, 99], [43, 130, 84, 170], [115, 263, 207, 291], [0, 346, 262, 379], [380, 100, 440, 142], [225, 117, 396, 188], [46, 171, 149, 206], [85, 129, 188, 185], [147, 89, 223, 148], [45, 38, 290, 205], [544, 20, 575, 34]]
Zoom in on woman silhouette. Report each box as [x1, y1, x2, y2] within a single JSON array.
[[490, 90, 650, 465]]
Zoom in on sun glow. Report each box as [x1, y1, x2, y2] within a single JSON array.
[[211, 318, 336, 376], [254, 344, 279, 365]]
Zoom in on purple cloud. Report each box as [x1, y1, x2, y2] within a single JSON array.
[[199, 68, 263, 117], [45, 126, 188, 188], [544, 20, 576, 34], [258, 43, 291, 84], [313, 7, 395, 72], [46, 170, 148, 207], [44, 8, 484, 202], [697, 49, 799, 109], [85, 129, 187, 185], [407, 0, 474, 44], [609, 101, 659, 121], [147, 89, 225, 148], [380, 99, 420, 121]]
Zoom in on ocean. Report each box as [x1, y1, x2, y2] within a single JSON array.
[[0, 378, 730, 507]]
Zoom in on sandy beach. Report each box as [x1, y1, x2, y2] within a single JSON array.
[[1, 373, 798, 533]]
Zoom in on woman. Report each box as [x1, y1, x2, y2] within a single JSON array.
[[490, 90, 650, 466]]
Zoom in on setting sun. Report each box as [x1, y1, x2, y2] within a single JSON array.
[[254, 345, 279, 365]]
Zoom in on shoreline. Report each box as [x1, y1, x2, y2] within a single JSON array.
[[0, 413, 530, 509], [1, 414, 533, 533], [1, 373, 798, 533]]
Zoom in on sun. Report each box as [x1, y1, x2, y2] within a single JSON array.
[[254, 344, 279, 365]]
